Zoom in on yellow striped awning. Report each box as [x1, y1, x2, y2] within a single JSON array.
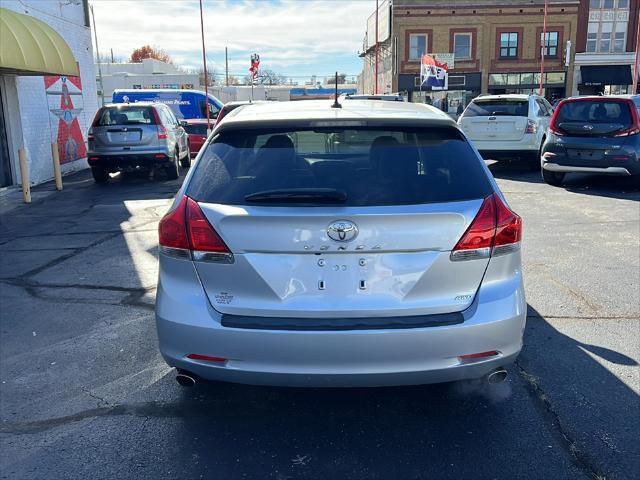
[[0, 7, 79, 76]]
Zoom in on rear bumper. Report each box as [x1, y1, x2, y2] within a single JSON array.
[[473, 134, 540, 158], [541, 152, 639, 176], [542, 163, 632, 175], [87, 152, 172, 170], [155, 254, 527, 387]]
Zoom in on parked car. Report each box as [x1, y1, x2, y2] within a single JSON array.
[[458, 94, 553, 164], [156, 99, 526, 388], [214, 100, 265, 127], [540, 95, 640, 186], [183, 119, 210, 159], [112, 89, 223, 120], [88, 102, 190, 182]]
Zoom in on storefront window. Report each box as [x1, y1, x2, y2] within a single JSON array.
[[453, 33, 472, 60], [545, 72, 566, 84], [507, 73, 520, 85], [409, 35, 427, 60], [489, 74, 508, 85]]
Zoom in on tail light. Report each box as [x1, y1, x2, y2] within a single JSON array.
[[525, 119, 537, 134], [548, 100, 565, 136], [613, 100, 640, 137], [451, 193, 522, 261], [157, 125, 168, 140], [87, 128, 94, 142], [151, 108, 168, 139], [159, 196, 232, 263]]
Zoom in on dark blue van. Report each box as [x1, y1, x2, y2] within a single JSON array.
[[112, 89, 223, 120]]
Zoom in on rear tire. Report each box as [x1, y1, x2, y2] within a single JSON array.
[[542, 168, 565, 186], [91, 167, 109, 183], [180, 147, 191, 168], [165, 150, 179, 180]]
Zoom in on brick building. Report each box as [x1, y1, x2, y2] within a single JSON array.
[[360, 0, 639, 112], [574, 0, 640, 95], [0, 1, 98, 188]]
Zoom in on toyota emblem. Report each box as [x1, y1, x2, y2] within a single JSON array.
[[327, 220, 358, 242]]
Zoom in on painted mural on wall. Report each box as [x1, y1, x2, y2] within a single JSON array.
[[44, 75, 87, 164]]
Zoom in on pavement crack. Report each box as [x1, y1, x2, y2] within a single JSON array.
[[81, 386, 112, 408], [515, 360, 608, 480]]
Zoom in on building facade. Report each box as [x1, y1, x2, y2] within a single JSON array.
[[97, 59, 199, 105], [360, 1, 584, 111], [573, 0, 640, 95], [0, 0, 98, 188]]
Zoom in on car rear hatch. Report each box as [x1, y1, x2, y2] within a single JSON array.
[[178, 124, 497, 320], [461, 99, 529, 142], [548, 98, 638, 163], [91, 106, 160, 151]]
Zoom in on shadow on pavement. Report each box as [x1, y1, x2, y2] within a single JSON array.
[[518, 305, 639, 479], [487, 159, 640, 201]]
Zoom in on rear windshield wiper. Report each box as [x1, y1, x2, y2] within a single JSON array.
[[245, 188, 347, 203]]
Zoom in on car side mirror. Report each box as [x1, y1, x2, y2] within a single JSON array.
[[179, 120, 188, 128]]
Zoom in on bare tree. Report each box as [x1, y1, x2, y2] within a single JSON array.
[[243, 68, 286, 85], [326, 73, 347, 84], [198, 66, 219, 86]]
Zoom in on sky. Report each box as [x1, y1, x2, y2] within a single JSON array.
[[91, 0, 375, 83]]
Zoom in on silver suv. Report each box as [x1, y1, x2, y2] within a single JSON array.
[[156, 100, 526, 388], [88, 102, 190, 182]]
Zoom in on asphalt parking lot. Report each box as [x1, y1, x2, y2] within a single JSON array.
[[0, 164, 638, 480]]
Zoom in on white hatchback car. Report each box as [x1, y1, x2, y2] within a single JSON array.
[[458, 94, 553, 164]]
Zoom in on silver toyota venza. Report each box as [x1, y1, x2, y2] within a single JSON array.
[[155, 100, 526, 388]]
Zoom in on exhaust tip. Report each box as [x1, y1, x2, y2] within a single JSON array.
[[486, 367, 508, 384], [176, 370, 196, 387]]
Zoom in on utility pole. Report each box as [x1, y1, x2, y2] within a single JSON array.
[[110, 48, 114, 63], [539, 0, 548, 97], [633, 7, 640, 95], [199, 0, 211, 134], [374, 0, 379, 94], [90, 4, 104, 106], [225, 47, 229, 87]]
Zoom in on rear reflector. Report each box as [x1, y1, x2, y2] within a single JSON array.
[[459, 350, 499, 361], [187, 353, 226, 362], [154, 153, 167, 159], [451, 193, 521, 261]]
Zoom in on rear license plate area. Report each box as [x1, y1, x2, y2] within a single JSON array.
[[567, 149, 604, 161]]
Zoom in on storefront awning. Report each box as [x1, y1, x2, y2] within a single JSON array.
[[580, 65, 632, 87], [0, 7, 79, 76]]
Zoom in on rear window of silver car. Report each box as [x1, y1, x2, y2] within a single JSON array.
[[186, 126, 492, 207], [464, 100, 528, 117], [95, 106, 157, 126]]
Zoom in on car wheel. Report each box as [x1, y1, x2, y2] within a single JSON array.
[[165, 150, 180, 180], [180, 146, 191, 168], [541, 168, 565, 186], [91, 167, 109, 183]]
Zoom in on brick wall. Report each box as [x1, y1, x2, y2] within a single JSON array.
[[360, 1, 581, 95]]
